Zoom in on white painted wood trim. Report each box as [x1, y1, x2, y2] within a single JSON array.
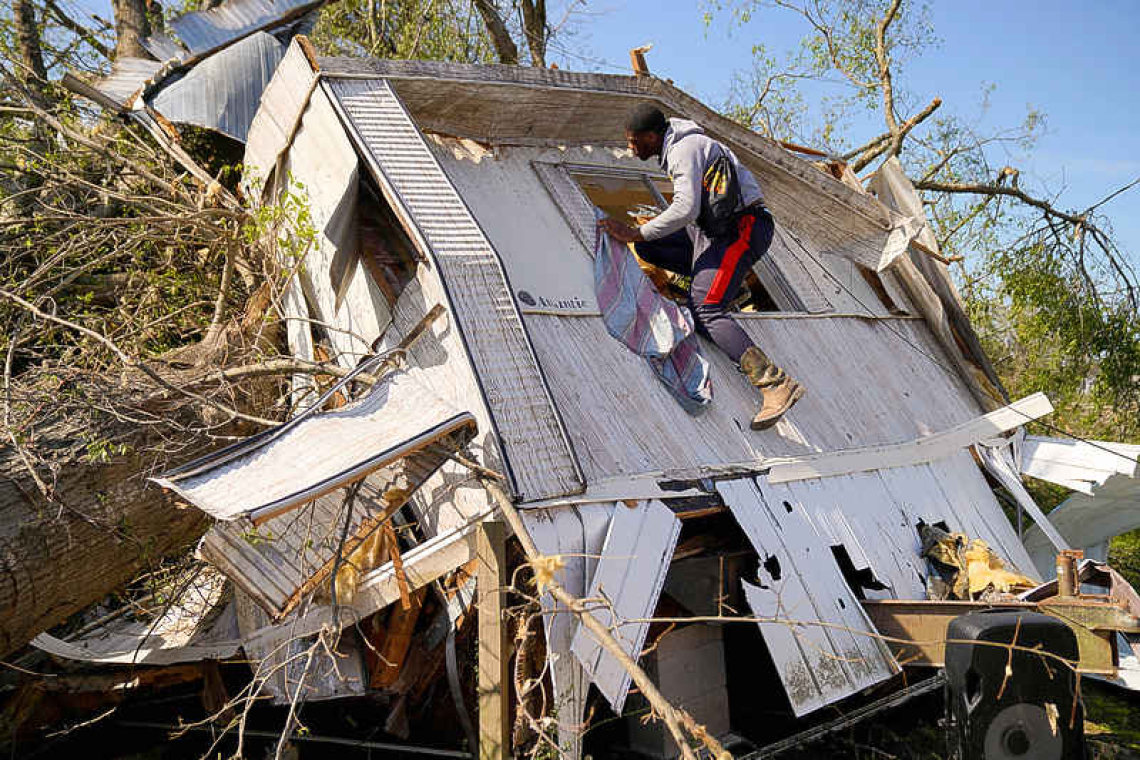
[[975, 444, 1070, 553], [31, 632, 241, 666], [766, 393, 1053, 484], [520, 472, 706, 508]]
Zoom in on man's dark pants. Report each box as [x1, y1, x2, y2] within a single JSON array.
[[634, 209, 775, 364]]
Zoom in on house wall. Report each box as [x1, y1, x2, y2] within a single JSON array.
[[427, 138, 906, 318], [280, 87, 392, 368]]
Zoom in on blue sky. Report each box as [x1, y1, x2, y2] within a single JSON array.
[[552, 1, 1140, 267]]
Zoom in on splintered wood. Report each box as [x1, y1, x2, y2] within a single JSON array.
[[368, 587, 426, 689]]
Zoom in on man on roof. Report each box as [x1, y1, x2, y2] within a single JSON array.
[[599, 103, 805, 430]]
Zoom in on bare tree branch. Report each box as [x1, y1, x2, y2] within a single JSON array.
[[519, 0, 546, 67], [43, 0, 114, 60], [849, 96, 941, 172], [472, 0, 518, 64]]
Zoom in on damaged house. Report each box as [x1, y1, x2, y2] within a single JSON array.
[[45, 17, 1140, 760]]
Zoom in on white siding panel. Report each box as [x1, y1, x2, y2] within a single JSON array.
[[569, 500, 680, 713], [718, 477, 898, 717], [523, 312, 981, 484], [284, 87, 390, 366], [519, 503, 614, 759], [329, 77, 583, 502]]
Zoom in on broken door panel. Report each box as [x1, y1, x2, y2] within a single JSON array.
[[718, 477, 898, 717], [569, 499, 681, 713], [519, 503, 614, 759]]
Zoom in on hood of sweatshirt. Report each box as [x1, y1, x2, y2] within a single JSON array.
[[659, 118, 705, 171]]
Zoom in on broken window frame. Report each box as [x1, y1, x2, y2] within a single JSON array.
[[355, 176, 421, 309]]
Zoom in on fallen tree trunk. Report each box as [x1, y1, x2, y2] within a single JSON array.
[[0, 302, 283, 658], [0, 424, 210, 658]]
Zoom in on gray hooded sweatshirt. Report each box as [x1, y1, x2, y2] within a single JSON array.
[[639, 118, 765, 242]]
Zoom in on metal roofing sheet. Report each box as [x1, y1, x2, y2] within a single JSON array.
[[152, 366, 476, 522], [1021, 435, 1140, 494], [141, 32, 188, 62], [718, 475, 899, 717], [90, 57, 163, 107], [147, 31, 286, 142], [30, 568, 240, 665], [169, 0, 323, 58], [1019, 436, 1140, 576], [519, 503, 613, 759]]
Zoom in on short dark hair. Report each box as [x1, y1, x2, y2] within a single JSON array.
[[625, 103, 667, 135]]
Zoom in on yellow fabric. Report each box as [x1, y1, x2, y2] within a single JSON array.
[[964, 539, 1037, 595]]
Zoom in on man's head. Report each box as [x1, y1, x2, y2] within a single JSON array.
[[624, 103, 667, 161]]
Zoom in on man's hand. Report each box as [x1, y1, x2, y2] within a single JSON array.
[[598, 217, 644, 244]]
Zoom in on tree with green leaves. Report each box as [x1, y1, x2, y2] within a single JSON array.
[[710, 0, 1139, 445]]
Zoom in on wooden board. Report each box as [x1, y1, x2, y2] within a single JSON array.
[[764, 393, 1053, 483], [569, 499, 681, 713]]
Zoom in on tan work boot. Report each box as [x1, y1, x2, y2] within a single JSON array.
[[751, 377, 805, 430], [738, 346, 804, 430]]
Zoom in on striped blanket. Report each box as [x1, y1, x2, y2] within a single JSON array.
[[594, 223, 713, 414]]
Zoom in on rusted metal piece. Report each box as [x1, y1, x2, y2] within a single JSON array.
[[863, 597, 1140, 675], [1056, 549, 1084, 597]]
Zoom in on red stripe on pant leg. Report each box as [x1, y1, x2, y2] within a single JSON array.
[[704, 214, 755, 304]]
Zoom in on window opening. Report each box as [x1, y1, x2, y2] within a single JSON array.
[[356, 178, 418, 309], [567, 168, 671, 223], [567, 165, 779, 311]]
